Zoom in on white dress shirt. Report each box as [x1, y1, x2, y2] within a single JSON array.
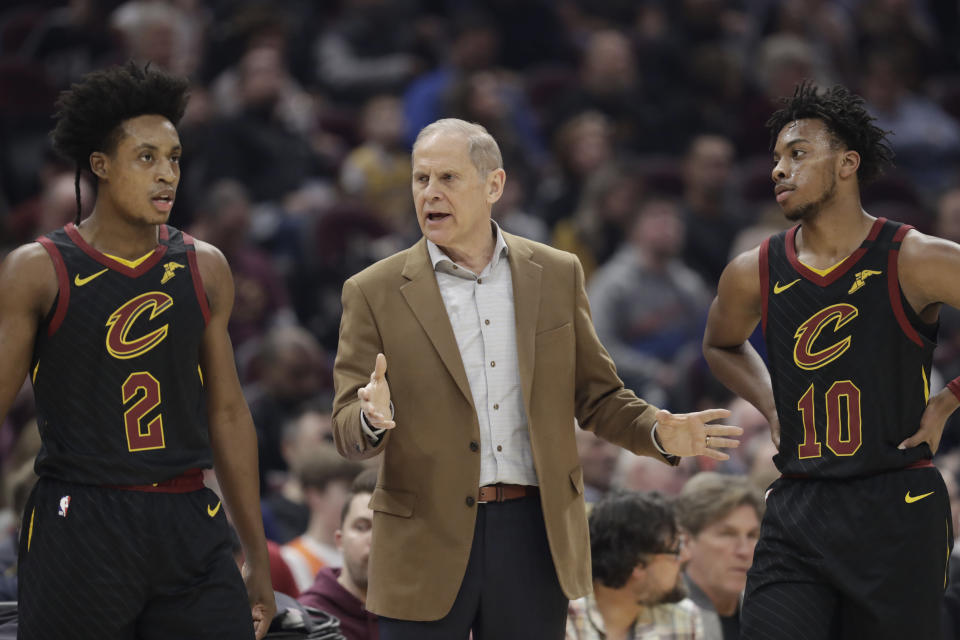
[[425, 222, 537, 487]]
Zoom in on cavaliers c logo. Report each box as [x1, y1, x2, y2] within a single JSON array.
[[793, 303, 858, 371], [105, 292, 173, 360]]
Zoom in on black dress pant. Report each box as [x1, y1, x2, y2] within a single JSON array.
[[379, 494, 568, 640]]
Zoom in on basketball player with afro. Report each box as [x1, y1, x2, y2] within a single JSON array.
[[704, 82, 959, 638], [0, 62, 275, 638]]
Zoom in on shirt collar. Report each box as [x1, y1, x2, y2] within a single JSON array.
[[426, 220, 509, 276]]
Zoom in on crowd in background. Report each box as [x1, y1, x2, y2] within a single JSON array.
[[1, 0, 960, 634]]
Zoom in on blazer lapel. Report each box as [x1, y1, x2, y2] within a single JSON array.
[[400, 239, 475, 409], [505, 233, 541, 413]]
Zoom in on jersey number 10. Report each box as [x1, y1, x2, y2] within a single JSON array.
[[797, 380, 862, 458]]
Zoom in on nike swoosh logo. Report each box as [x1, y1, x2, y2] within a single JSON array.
[[773, 279, 801, 294], [207, 501, 222, 517], [74, 268, 109, 286], [905, 491, 934, 504]]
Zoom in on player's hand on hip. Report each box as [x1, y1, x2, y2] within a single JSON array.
[[899, 388, 958, 455], [655, 408, 742, 460], [359, 353, 395, 429]]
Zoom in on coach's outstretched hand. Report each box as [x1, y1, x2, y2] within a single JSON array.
[[654, 408, 742, 460], [358, 353, 395, 430]]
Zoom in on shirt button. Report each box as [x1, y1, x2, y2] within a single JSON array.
[[477, 278, 483, 284], [493, 403, 499, 410], [466, 496, 475, 507], [497, 445, 503, 452], [452, 265, 459, 270], [490, 361, 496, 368], [485, 319, 490, 325], [470, 441, 479, 452]]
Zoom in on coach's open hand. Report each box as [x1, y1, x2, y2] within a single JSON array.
[[654, 408, 742, 460], [359, 353, 396, 430]]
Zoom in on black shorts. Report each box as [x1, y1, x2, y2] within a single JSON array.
[[17, 477, 254, 640], [742, 465, 953, 640]]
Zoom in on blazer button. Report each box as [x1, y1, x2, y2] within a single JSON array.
[[469, 441, 479, 452], [466, 496, 475, 507]]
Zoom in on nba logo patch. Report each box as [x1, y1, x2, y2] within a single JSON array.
[[58, 495, 71, 517]]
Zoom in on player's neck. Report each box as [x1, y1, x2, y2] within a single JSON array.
[[796, 208, 875, 268], [78, 208, 161, 260]]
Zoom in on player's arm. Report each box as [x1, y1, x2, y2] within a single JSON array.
[[702, 247, 781, 446], [895, 232, 960, 453], [194, 240, 275, 639], [0, 244, 57, 419]]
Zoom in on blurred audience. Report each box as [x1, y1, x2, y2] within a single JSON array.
[[280, 443, 363, 594], [588, 196, 712, 409], [299, 468, 379, 640]]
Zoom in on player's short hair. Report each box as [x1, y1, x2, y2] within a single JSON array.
[[413, 118, 503, 177], [50, 61, 190, 223], [340, 467, 378, 526], [589, 490, 678, 589], [675, 472, 764, 536], [766, 81, 894, 185]]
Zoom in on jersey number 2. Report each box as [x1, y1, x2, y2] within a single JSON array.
[[797, 381, 862, 459], [122, 372, 166, 451]]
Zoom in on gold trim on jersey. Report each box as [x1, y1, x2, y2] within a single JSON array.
[[800, 258, 845, 277], [103, 251, 153, 269]]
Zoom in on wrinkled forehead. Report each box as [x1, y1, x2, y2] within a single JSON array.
[[116, 114, 181, 150]]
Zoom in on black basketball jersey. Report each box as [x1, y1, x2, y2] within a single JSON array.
[[32, 223, 213, 485], [761, 217, 937, 478]]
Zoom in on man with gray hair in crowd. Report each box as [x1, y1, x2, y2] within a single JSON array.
[[332, 117, 740, 639], [676, 472, 764, 640]]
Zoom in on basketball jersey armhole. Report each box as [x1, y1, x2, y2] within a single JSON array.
[[759, 237, 770, 336], [182, 233, 212, 325], [36, 236, 70, 336], [887, 224, 924, 347]]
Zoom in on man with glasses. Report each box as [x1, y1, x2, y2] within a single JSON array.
[[566, 490, 704, 640], [676, 473, 763, 640]]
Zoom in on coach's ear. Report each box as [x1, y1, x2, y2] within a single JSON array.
[[89, 151, 109, 180]]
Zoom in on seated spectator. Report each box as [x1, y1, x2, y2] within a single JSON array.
[[587, 196, 712, 409], [281, 443, 363, 593], [339, 94, 414, 236], [299, 468, 379, 640], [676, 473, 764, 640], [244, 326, 331, 488], [566, 490, 704, 639], [188, 180, 296, 362], [261, 404, 335, 544]]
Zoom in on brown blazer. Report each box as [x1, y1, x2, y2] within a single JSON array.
[[332, 232, 668, 621]]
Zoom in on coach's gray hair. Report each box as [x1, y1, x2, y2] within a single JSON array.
[[413, 118, 503, 177]]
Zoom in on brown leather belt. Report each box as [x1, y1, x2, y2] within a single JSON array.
[[478, 484, 539, 503]]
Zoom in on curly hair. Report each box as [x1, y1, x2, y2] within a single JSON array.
[[50, 61, 190, 224], [589, 490, 677, 589], [766, 81, 894, 185]]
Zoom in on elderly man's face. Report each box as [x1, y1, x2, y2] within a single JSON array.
[[412, 132, 503, 259], [685, 505, 761, 600]]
